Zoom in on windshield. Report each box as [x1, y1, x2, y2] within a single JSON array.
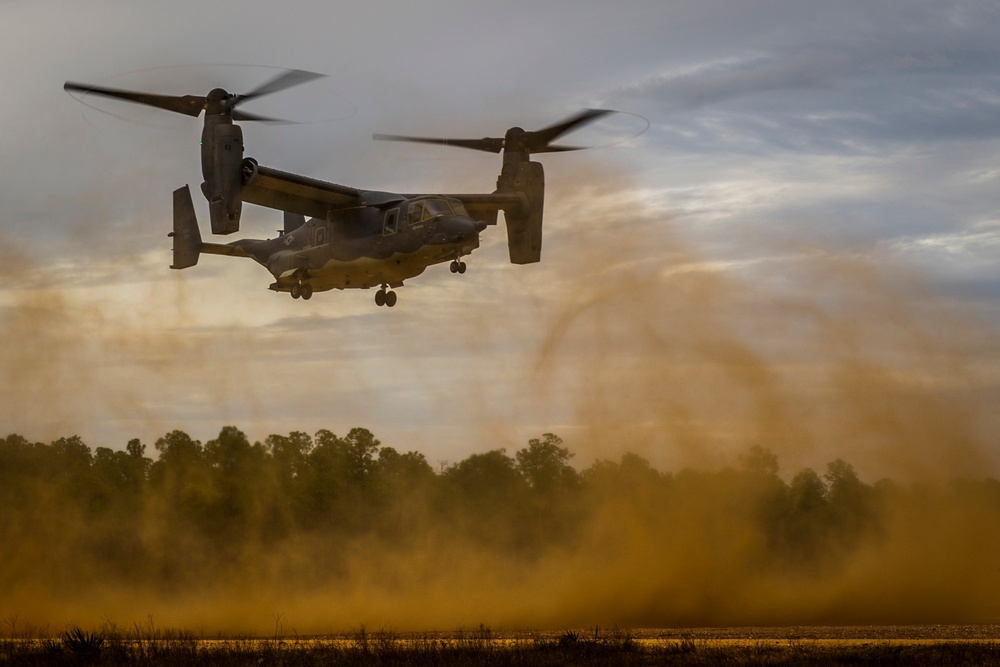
[[408, 198, 467, 224]]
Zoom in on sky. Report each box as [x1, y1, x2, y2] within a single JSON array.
[[2, 0, 999, 480]]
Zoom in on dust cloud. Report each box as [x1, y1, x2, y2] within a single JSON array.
[[3, 425, 1000, 633], [0, 239, 200, 445], [2, 179, 1000, 635], [530, 181, 998, 480]]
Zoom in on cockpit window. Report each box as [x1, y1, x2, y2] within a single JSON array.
[[408, 198, 467, 224], [422, 199, 452, 217]]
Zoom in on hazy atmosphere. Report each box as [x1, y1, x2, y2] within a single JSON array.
[[2, 0, 1000, 633]]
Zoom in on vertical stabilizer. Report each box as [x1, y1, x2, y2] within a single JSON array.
[[170, 185, 202, 269], [283, 210, 306, 233]]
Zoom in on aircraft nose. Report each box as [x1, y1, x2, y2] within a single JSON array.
[[438, 216, 483, 241]]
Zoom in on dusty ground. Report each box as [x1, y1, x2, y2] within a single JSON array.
[[306, 625, 1000, 644], [628, 625, 1000, 641]]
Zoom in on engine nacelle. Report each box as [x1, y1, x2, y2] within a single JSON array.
[[204, 123, 244, 234], [503, 161, 544, 264], [241, 157, 259, 187]]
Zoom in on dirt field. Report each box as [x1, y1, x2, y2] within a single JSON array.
[[626, 624, 1000, 641], [5, 624, 1000, 666], [306, 624, 1000, 642]]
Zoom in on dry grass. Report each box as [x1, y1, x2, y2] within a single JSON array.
[[2, 624, 1000, 666]]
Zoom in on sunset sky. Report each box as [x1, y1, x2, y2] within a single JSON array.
[[2, 0, 999, 480]]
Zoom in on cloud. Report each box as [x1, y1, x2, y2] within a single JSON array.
[[609, 5, 1000, 155], [618, 51, 854, 110]]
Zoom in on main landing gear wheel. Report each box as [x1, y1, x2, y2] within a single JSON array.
[[289, 282, 313, 300], [449, 260, 467, 274], [375, 288, 397, 307]]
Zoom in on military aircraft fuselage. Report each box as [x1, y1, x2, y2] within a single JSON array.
[[203, 194, 487, 295]]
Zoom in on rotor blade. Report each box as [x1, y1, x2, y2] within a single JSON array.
[[373, 109, 616, 155], [523, 108, 614, 150], [63, 81, 205, 117], [373, 134, 505, 153], [232, 109, 295, 123], [235, 69, 325, 105], [531, 144, 588, 153]]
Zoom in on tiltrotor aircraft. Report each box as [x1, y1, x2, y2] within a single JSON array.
[[64, 70, 612, 306]]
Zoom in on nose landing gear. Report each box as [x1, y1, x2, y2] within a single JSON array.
[[449, 259, 467, 274]]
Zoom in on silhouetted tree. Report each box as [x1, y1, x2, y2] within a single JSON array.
[[780, 468, 831, 564], [301, 428, 382, 532], [515, 433, 579, 495], [371, 447, 436, 540], [203, 426, 269, 540], [265, 431, 313, 486], [148, 430, 215, 536], [823, 458, 878, 547], [151, 430, 203, 474], [262, 431, 314, 538], [511, 434, 584, 547], [738, 445, 788, 555], [441, 449, 531, 547]]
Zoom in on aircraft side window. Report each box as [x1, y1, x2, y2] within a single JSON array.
[[314, 226, 326, 246], [384, 209, 399, 235]]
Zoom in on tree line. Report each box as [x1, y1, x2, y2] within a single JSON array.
[[2, 426, 998, 609]]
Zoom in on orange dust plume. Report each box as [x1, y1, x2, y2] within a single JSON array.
[[2, 177, 999, 634]]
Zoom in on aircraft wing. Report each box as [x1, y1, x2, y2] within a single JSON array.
[[388, 192, 527, 227], [448, 193, 527, 226], [241, 164, 363, 219]]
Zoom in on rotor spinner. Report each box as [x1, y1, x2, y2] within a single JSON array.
[[503, 127, 528, 153], [205, 88, 235, 116]]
